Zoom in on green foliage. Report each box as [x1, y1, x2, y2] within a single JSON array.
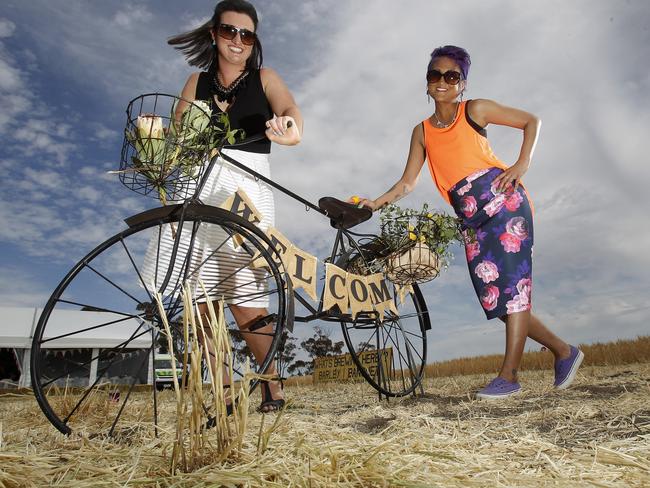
[[379, 203, 463, 270]]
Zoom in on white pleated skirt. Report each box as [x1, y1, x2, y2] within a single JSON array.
[[140, 149, 274, 308]]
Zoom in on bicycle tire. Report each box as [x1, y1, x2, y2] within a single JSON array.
[[31, 204, 292, 436], [337, 245, 429, 397]]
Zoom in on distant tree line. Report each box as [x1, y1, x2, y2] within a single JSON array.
[[231, 325, 345, 377]]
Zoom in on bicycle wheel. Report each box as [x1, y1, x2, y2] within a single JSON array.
[[31, 204, 292, 436], [337, 240, 429, 397]]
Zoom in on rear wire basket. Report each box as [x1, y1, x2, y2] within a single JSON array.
[[383, 240, 440, 285], [346, 232, 440, 286], [119, 93, 214, 202], [380, 214, 442, 285]]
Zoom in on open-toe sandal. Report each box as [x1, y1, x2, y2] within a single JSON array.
[[258, 380, 285, 413]]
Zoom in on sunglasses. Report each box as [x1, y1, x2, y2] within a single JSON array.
[[426, 69, 463, 85], [216, 23, 257, 46]]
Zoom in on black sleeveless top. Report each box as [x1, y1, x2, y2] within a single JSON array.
[[195, 70, 273, 154]]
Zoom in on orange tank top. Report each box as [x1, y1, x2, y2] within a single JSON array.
[[423, 100, 508, 204]]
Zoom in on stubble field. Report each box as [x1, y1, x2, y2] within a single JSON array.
[[1, 363, 649, 487]]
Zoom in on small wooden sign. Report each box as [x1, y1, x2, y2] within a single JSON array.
[[313, 348, 393, 383]]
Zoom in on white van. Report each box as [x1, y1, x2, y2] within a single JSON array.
[[153, 353, 183, 390]]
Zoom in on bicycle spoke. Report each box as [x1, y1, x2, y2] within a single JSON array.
[[204, 348, 247, 380], [85, 263, 142, 305], [220, 289, 277, 308], [42, 327, 151, 389], [61, 347, 148, 426], [55, 299, 144, 318], [384, 326, 413, 374], [378, 323, 390, 392], [120, 237, 154, 304], [163, 221, 201, 318], [108, 344, 153, 437], [178, 230, 236, 287], [39, 313, 147, 346], [382, 318, 425, 365], [154, 224, 162, 289]]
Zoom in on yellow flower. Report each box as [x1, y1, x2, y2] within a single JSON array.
[[351, 195, 360, 204], [409, 232, 417, 241], [408, 224, 415, 231], [427, 213, 433, 218], [419, 234, 426, 242]]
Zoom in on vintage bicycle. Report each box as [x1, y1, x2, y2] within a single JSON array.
[[30, 94, 437, 437]]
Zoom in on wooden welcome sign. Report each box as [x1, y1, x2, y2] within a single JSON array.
[[222, 188, 405, 318], [313, 348, 393, 383]]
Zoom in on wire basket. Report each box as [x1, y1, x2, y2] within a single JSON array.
[[383, 241, 440, 285], [119, 93, 216, 202], [379, 213, 445, 285], [345, 233, 440, 286]]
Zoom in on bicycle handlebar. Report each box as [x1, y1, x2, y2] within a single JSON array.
[[221, 120, 293, 149]]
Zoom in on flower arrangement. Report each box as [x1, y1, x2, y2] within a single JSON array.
[[118, 94, 243, 205], [378, 203, 463, 284]]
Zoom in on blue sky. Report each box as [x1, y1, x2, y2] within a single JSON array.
[[1, 0, 648, 361]]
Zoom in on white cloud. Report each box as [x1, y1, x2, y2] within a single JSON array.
[[90, 123, 120, 144], [112, 5, 153, 29], [271, 0, 650, 355], [0, 0, 648, 362], [0, 265, 50, 308], [0, 18, 15, 38], [0, 56, 21, 90]]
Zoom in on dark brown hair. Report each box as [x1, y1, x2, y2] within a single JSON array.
[[167, 0, 263, 73]]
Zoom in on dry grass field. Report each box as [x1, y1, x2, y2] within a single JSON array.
[[1, 362, 649, 487], [424, 336, 650, 379]]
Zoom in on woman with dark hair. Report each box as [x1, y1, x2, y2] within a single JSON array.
[[354, 45, 583, 400], [164, 0, 301, 412]]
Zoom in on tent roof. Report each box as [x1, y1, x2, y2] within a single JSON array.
[[0, 307, 151, 349], [0, 308, 36, 348]]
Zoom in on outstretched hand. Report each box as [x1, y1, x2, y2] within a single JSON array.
[[491, 160, 530, 193], [266, 116, 301, 146]]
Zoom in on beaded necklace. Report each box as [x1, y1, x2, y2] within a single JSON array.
[[210, 70, 249, 104]]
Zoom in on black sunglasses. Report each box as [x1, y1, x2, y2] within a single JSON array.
[[426, 69, 463, 85], [217, 23, 257, 46]]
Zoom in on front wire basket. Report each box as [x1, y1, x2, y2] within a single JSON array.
[[119, 93, 215, 202]]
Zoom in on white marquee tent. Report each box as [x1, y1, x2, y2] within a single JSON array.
[[0, 306, 152, 388]]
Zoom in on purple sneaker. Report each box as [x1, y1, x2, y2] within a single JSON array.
[[554, 345, 584, 389], [476, 377, 521, 400]]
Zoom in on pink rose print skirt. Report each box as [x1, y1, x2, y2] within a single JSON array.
[[449, 167, 533, 320]]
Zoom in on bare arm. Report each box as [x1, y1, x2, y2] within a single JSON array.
[[260, 67, 303, 145], [175, 72, 200, 122], [357, 124, 426, 211], [469, 98, 541, 192]]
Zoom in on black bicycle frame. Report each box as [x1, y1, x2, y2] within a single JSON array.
[[217, 142, 379, 326], [151, 132, 378, 327]]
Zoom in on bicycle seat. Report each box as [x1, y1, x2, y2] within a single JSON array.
[[318, 197, 373, 229]]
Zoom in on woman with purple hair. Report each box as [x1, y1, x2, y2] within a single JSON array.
[[354, 45, 583, 400]]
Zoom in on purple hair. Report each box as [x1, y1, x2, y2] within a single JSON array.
[[428, 45, 471, 80]]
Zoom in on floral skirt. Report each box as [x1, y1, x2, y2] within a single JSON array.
[[448, 167, 533, 320]]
